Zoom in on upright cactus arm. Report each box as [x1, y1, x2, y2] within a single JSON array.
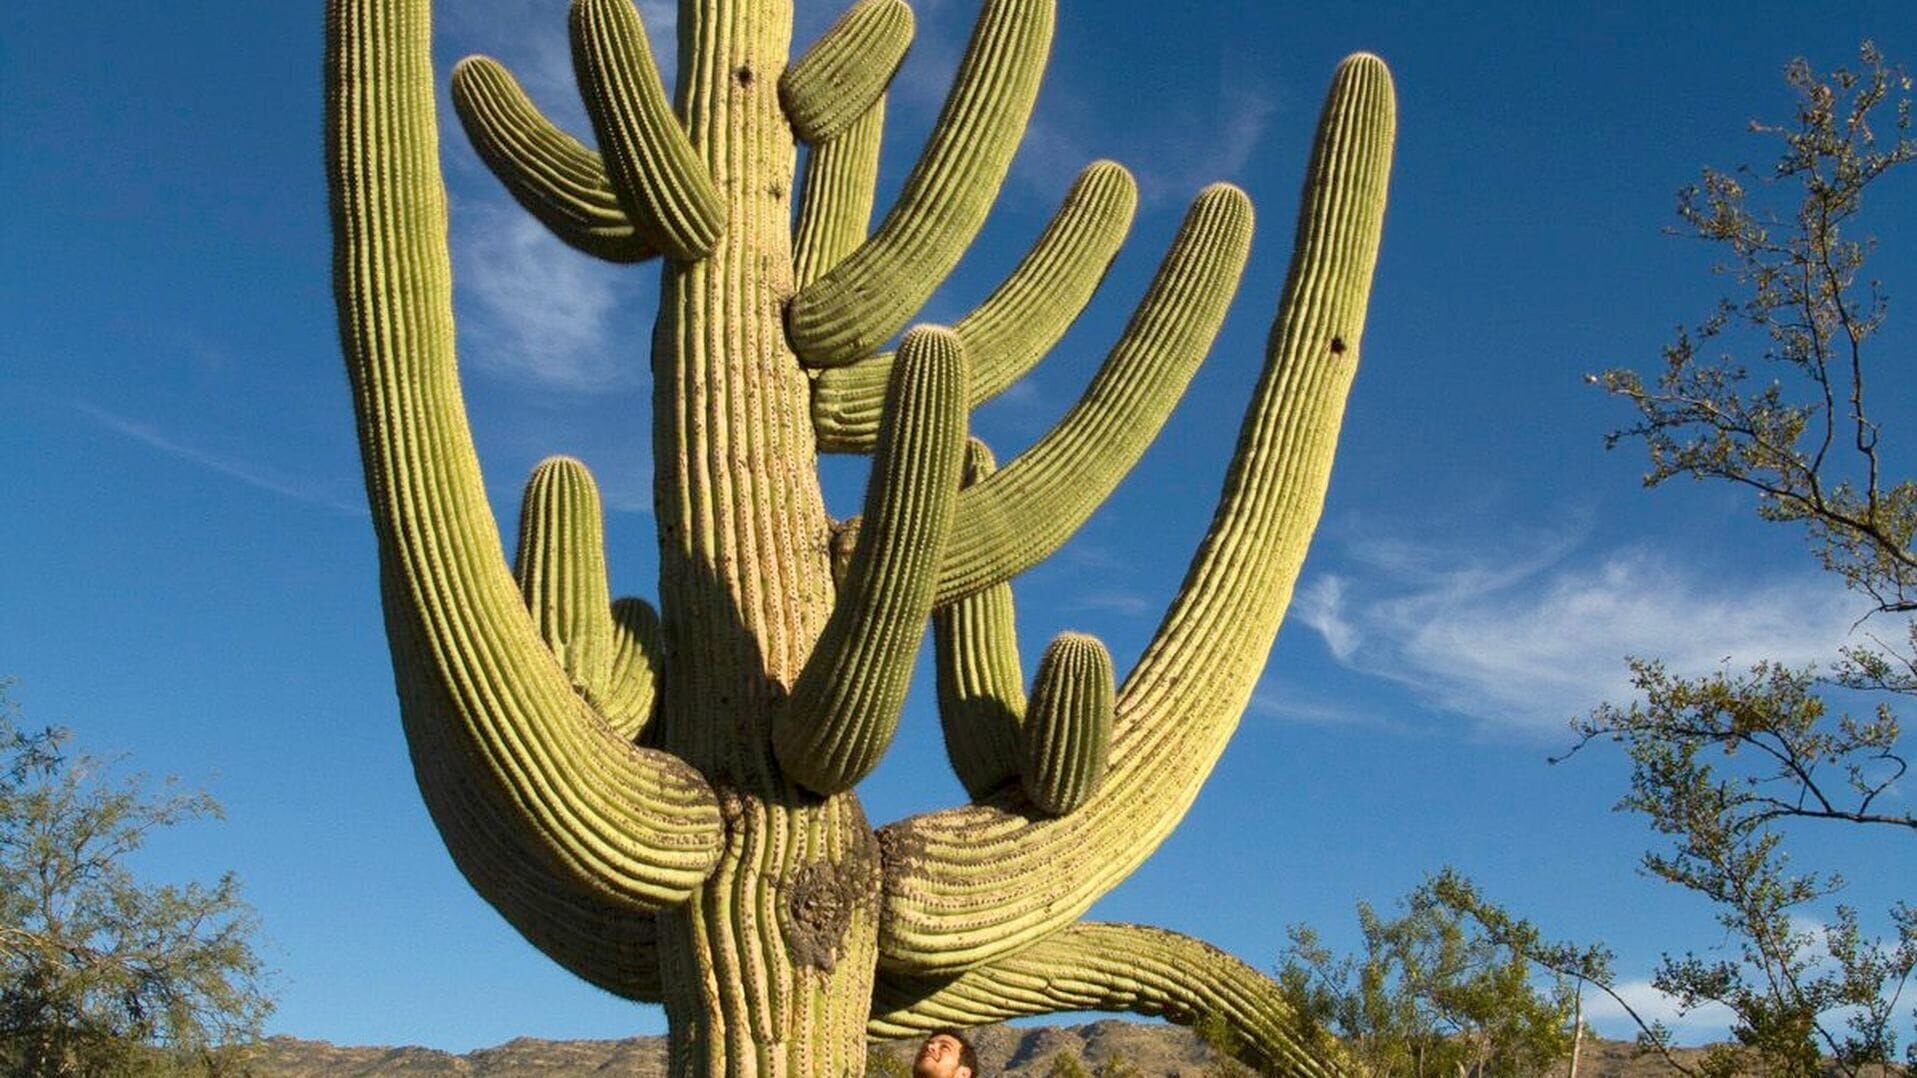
[[514, 458, 617, 705], [933, 183, 1255, 605], [781, 0, 914, 143], [570, 0, 727, 261], [933, 441, 1027, 799], [812, 161, 1139, 453], [876, 54, 1395, 974], [449, 57, 654, 263], [773, 328, 969, 795], [866, 922, 1352, 1077], [785, 0, 1056, 367], [601, 597, 664, 742], [1018, 632, 1113, 816], [327, 0, 723, 908], [793, 104, 886, 290], [511, 458, 663, 742]]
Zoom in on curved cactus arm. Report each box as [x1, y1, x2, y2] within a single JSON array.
[[781, 0, 914, 144], [570, 0, 727, 261], [449, 56, 654, 263], [812, 160, 1139, 453], [328, 0, 724, 908], [932, 183, 1254, 606], [785, 0, 1056, 368], [866, 922, 1352, 1077], [514, 457, 617, 704], [396, 659, 664, 1003], [876, 54, 1395, 973], [773, 328, 970, 794], [793, 103, 887, 290], [1019, 632, 1113, 815], [933, 441, 1027, 799]]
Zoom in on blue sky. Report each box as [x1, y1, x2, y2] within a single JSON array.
[[4, 0, 1915, 1054]]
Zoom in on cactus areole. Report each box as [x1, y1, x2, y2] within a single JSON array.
[[325, 0, 1394, 1073]]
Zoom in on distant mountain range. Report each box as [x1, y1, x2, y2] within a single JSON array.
[[253, 1020, 1710, 1076]]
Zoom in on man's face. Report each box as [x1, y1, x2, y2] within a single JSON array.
[[913, 1034, 973, 1078]]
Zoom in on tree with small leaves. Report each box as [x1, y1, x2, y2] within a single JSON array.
[[1276, 876, 1579, 1078], [0, 681, 273, 1076], [1576, 41, 1917, 1078]]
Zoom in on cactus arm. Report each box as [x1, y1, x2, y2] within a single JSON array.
[[602, 597, 664, 742], [866, 922, 1351, 1077], [784, 0, 1055, 367], [780, 0, 914, 144], [1018, 632, 1113, 815], [327, 0, 723, 908], [448, 56, 654, 263], [773, 328, 969, 794], [932, 440, 1027, 798], [932, 183, 1254, 606], [514, 457, 617, 704], [512, 460, 664, 742], [876, 54, 1395, 972], [811, 160, 1138, 453], [792, 103, 887, 290], [570, 0, 727, 261], [397, 665, 666, 1003]]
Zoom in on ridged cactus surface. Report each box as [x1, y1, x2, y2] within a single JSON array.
[[324, 0, 1395, 1073]]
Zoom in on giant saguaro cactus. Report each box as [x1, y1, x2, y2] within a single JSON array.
[[325, 0, 1394, 1072]]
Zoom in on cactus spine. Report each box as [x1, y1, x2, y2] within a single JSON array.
[[325, 0, 1394, 1072]]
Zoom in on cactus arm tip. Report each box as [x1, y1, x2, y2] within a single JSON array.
[[570, 0, 728, 261], [782, 0, 915, 143], [448, 54, 657, 263]]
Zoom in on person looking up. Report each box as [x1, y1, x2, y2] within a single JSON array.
[[912, 1029, 979, 1078]]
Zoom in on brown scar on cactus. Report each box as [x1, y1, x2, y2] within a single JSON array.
[[327, 0, 1394, 1070]]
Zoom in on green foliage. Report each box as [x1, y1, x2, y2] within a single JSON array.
[[1194, 1014, 1256, 1077], [1579, 41, 1917, 1078], [1046, 1049, 1093, 1078], [1276, 877, 1578, 1078], [0, 681, 272, 1076]]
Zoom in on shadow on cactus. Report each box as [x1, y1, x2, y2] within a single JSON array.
[[324, 0, 1393, 1073]]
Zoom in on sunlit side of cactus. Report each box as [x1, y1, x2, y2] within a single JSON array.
[[324, 0, 1394, 1073]]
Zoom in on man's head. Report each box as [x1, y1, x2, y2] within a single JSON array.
[[912, 1028, 978, 1078]]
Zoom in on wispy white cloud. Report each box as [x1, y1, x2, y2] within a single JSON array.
[[1071, 589, 1154, 617], [452, 200, 636, 392], [1582, 979, 1735, 1044], [78, 403, 364, 516], [1293, 521, 1865, 735]]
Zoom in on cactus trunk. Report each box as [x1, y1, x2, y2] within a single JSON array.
[[326, 0, 1395, 1070], [648, 3, 881, 1072]]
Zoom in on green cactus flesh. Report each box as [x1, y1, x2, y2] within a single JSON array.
[[325, 0, 1394, 1070], [1019, 632, 1114, 816]]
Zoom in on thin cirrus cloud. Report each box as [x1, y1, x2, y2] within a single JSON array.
[[1288, 524, 1866, 736], [451, 199, 636, 393], [78, 403, 365, 517]]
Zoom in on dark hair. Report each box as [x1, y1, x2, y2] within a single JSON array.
[[928, 1028, 979, 1076]]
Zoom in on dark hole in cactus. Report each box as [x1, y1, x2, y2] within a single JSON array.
[[735, 64, 754, 86], [1330, 336, 1348, 355]]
